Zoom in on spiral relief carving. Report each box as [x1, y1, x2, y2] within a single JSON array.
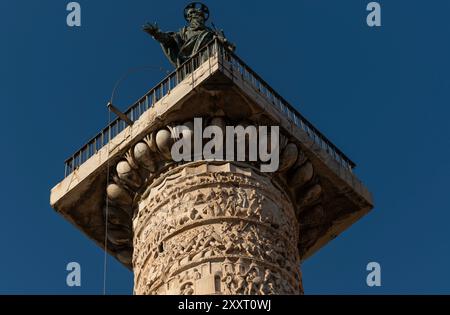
[[133, 163, 302, 295], [102, 116, 323, 293]]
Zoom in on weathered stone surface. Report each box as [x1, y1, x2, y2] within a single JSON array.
[[290, 162, 314, 187], [134, 142, 157, 172], [106, 184, 132, 207], [156, 129, 174, 160], [279, 143, 299, 173], [50, 43, 373, 294], [133, 162, 302, 295], [117, 161, 141, 188]]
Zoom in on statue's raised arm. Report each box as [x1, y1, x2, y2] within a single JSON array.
[[143, 2, 235, 67], [143, 22, 175, 46]]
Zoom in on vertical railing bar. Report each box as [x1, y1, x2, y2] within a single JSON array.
[[63, 39, 356, 177]]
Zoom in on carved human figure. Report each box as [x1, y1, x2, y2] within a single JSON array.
[[235, 268, 247, 294], [180, 282, 194, 295], [192, 269, 202, 281], [260, 269, 272, 295], [133, 163, 303, 295], [221, 272, 235, 295]]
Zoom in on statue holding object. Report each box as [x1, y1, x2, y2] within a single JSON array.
[[143, 2, 235, 67]]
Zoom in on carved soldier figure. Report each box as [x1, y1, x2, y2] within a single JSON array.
[[143, 2, 235, 67], [192, 268, 202, 281], [235, 267, 247, 294], [221, 272, 235, 295], [260, 269, 273, 295], [180, 282, 194, 295], [244, 269, 257, 295]]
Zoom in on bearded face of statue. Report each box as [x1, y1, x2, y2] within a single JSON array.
[[187, 9, 206, 29]]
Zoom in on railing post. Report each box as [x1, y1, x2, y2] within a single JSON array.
[[216, 38, 222, 65], [62, 37, 356, 178]]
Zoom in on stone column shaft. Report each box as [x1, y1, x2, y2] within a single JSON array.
[[132, 162, 302, 295]]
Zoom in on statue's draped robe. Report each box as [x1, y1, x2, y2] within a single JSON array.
[[160, 26, 216, 67]]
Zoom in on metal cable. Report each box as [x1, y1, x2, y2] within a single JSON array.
[[103, 65, 168, 295]]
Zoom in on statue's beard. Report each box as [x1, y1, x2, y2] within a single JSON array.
[[189, 19, 204, 30]]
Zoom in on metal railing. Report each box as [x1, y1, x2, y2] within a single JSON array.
[[64, 40, 219, 177], [64, 38, 355, 178], [216, 43, 356, 171]]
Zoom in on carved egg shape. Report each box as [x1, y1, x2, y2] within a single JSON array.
[[171, 121, 195, 160], [278, 143, 299, 173], [107, 184, 132, 206], [172, 121, 194, 141], [106, 205, 131, 227], [134, 142, 156, 172], [107, 226, 131, 246], [301, 184, 322, 206], [156, 128, 174, 160], [290, 162, 314, 187], [116, 160, 141, 188]]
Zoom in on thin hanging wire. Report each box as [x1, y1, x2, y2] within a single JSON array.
[[110, 66, 170, 104], [102, 65, 169, 295], [103, 108, 111, 296]]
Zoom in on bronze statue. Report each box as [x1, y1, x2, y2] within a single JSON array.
[[143, 2, 235, 67]]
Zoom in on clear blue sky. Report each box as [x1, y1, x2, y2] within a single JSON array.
[[1, 0, 449, 294]]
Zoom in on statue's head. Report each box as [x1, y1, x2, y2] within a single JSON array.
[[184, 2, 209, 28]]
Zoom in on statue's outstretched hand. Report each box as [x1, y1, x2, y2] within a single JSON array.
[[143, 22, 160, 36]]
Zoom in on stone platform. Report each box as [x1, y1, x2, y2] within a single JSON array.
[[50, 40, 373, 294]]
